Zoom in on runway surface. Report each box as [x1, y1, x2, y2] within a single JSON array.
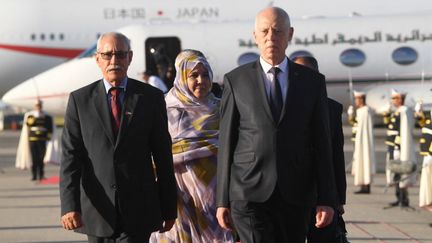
[[0, 127, 431, 243]]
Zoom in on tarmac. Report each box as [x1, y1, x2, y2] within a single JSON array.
[[0, 127, 431, 243]]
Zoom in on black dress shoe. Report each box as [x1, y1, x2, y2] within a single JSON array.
[[354, 185, 370, 194], [401, 200, 410, 207], [354, 189, 368, 194], [388, 201, 400, 207]]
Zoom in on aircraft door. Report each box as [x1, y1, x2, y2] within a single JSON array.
[[145, 37, 181, 89]]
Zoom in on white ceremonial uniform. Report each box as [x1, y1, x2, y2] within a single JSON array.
[[351, 106, 376, 186], [385, 106, 417, 188], [15, 110, 59, 169], [420, 155, 432, 210]]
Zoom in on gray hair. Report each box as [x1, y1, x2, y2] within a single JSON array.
[[96, 32, 131, 52], [254, 7, 291, 31]]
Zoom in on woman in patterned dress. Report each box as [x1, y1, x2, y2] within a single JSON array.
[[150, 50, 234, 243]]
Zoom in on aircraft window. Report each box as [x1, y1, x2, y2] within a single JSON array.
[[289, 50, 313, 60], [40, 33, 45, 41], [77, 44, 97, 58], [50, 33, 55, 40], [30, 34, 36, 41], [238, 52, 259, 65], [59, 33, 64, 40], [339, 48, 366, 67], [392, 46, 418, 65]]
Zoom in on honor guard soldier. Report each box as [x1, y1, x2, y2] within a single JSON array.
[[384, 89, 417, 208], [347, 102, 357, 143], [415, 102, 432, 214], [348, 91, 376, 194], [23, 100, 53, 180]]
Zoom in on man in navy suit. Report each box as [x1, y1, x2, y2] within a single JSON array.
[[216, 7, 337, 243], [60, 32, 177, 243]]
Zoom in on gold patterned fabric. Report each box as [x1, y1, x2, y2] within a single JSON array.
[[150, 52, 234, 243]]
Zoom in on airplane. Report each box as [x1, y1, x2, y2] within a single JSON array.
[[0, 0, 272, 98], [1, 0, 432, 97], [3, 12, 432, 116]]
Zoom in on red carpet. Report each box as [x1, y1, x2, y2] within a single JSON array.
[[38, 176, 60, 185]]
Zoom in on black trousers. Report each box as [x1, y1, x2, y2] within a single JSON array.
[[231, 188, 311, 243], [88, 192, 152, 243], [29, 141, 46, 180], [87, 232, 151, 243]]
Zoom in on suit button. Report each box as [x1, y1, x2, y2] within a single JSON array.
[[111, 184, 118, 190]]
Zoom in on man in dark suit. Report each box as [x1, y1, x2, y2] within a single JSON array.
[[293, 56, 348, 242], [60, 32, 177, 243], [216, 7, 337, 243]]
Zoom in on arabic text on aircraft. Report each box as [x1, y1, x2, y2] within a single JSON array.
[[294, 30, 432, 46]]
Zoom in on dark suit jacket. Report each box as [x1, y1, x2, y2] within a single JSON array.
[[60, 78, 177, 237], [327, 98, 346, 205], [216, 59, 337, 208]]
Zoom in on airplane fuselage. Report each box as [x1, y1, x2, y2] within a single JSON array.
[[3, 13, 432, 115]]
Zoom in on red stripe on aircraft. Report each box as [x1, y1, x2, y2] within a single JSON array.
[[18, 93, 70, 101], [0, 44, 84, 58]]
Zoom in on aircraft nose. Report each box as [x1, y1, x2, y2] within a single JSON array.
[[2, 78, 40, 110], [2, 57, 100, 116]]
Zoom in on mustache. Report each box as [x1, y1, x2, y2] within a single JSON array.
[[106, 65, 123, 72]]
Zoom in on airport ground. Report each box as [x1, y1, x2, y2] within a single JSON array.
[[0, 127, 431, 243]]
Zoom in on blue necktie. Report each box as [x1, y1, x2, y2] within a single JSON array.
[[269, 67, 283, 122]]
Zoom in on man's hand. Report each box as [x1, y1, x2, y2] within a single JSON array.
[[315, 206, 334, 228], [61, 211, 82, 230], [216, 207, 234, 231], [159, 219, 175, 233]]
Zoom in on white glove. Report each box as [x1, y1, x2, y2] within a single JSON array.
[[415, 101, 422, 113], [382, 102, 392, 114], [347, 105, 354, 116]]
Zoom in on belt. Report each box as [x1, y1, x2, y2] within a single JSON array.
[[387, 130, 399, 136], [29, 126, 47, 132], [422, 127, 432, 135]]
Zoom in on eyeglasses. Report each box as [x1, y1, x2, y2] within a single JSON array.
[[97, 51, 130, 60]]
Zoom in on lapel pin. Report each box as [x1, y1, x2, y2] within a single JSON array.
[[125, 111, 133, 116]]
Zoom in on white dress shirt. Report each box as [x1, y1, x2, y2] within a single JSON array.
[[259, 57, 289, 104]]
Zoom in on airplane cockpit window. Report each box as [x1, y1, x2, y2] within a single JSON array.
[[77, 44, 97, 59], [289, 50, 313, 60], [392, 46, 418, 65], [339, 48, 366, 67], [238, 52, 259, 65]]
